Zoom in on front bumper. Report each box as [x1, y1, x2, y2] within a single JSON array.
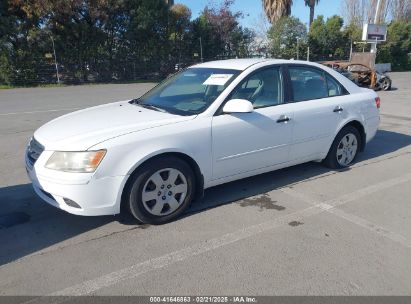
[[25, 149, 127, 216]]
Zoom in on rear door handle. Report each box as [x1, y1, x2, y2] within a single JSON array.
[[277, 115, 290, 123], [333, 106, 343, 113]]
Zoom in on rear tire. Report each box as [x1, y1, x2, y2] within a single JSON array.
[[323, 126, 361, 169], [125, 157, 195, 224]]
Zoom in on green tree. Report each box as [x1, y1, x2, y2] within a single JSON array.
[[342, 22, 369, 55], [304, 0, 320, 26], [377, 21, 411, 71], [2, 0, 173, 83], [268, 16, 307, 59], [308, 15, 347, 61], [3, 0, 55, 85], [190, 16, 216, 60], [235, 27, 255, 58], [123, 0, 170, 77], [195, 0, 253, 60], [169, 4, 192, 63], [0, 0, 15, 84]]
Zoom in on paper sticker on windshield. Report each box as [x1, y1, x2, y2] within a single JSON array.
[[203, 74, 233, 86]]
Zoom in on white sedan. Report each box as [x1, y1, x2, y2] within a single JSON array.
[[25, 59, 380, 224]]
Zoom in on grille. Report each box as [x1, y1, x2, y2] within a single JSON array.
[[27, 137, 44, 167]]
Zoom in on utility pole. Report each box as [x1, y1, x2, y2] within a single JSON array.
[[199, 37, 203, 62], [296, 37, 299, 60], [307, 46, 310, 61], [349, 38, 353, 61], [370, 0, 382, 54], [49, 33, 60, 83]]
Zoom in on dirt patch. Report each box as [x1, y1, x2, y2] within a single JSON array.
[[288, 221, 304, 227], [239, 194, 285, 211]]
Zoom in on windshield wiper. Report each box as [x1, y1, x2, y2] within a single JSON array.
[[138, 103, 169, 113], [129, 98, 169, 113], [138, 103, 159, 111]]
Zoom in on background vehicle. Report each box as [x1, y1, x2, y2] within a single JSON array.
[[322, 61, 392, 91], [26, 59, 380, 224]]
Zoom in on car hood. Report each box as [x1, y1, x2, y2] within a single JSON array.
[[34, 100, 195, 151]]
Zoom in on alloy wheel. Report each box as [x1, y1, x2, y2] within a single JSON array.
[[141, 168, 188, 216], [336, 133, 358, 166], [381, 78, 390, 91]]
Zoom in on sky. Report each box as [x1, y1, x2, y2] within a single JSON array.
[[175, 0, 342, 29]]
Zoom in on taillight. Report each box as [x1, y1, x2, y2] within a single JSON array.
[[375, 97, 381, 109]]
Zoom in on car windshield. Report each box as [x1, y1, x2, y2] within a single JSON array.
[[131, 68, 240, 115]]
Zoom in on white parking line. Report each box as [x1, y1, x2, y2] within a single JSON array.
[[280, 173, 411, 249], [281, 172, 411, 209], [0, 107, 83, 116], [23, 172, 411, 301], [327, 207, 411, 249]]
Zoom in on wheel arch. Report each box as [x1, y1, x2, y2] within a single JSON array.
[[322, 119, 367, 168], [120, 152, 204, 213], [345, 120, 366, 152], [337, 120, 366, 152]]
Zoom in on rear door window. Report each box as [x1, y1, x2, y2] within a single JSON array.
[[289, 67, 328, 102]]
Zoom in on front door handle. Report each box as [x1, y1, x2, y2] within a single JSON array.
[[333, 106, 343, 113], [277, 115, 290, 123]]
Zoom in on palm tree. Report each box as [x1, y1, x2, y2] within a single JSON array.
[[305, 0, 320, 26], [263, 0, 293, 23]]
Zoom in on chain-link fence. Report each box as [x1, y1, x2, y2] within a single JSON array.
[[4, 55, 254, 87], [5, 58, 182, 86], [2, 47, 371, 87]]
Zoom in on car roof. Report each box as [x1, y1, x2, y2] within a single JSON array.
[[190, 58, 323, 71], [190, 58, 268, 70]]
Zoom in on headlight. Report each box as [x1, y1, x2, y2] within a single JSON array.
[[45, 150, 106, 173]]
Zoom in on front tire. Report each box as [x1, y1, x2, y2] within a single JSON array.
[[125, 157, 195, 224], [323, 126, 360, 169], [380, 77, 391, 91]]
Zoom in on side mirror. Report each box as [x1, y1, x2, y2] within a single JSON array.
[[223, 99, 254, 114]]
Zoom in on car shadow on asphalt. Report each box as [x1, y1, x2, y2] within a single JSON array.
[[0, 129, 410, 266], [187, 129, 411, 215], [0, 183, 116, 265]]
